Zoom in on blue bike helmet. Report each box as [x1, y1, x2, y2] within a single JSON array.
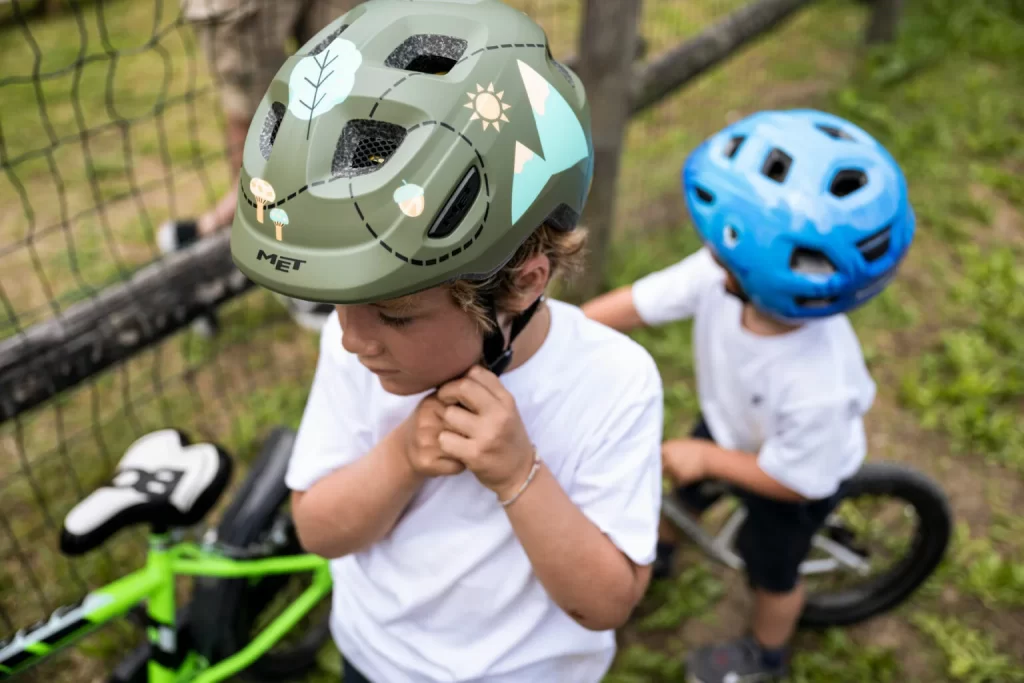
[[683, 109, 915, 322]]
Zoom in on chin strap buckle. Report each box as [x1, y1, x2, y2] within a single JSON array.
[[480, 295, 544, 378], [486, 348, 514, 376]]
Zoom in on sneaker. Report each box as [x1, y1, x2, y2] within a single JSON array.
[[156, 219, 219, 339], [274, 295, 335, 333], [685, 637, 788, 683]]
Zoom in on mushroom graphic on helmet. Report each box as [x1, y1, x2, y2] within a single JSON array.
[[393, 181, 426, 218], [249, 178, 275, 224], [269, 208, 289, 241]]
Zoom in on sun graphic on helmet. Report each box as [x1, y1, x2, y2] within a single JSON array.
[[465, 83, 511, 131]]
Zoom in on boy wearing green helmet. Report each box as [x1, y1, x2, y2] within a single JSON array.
[[230, 1, 664, 681]]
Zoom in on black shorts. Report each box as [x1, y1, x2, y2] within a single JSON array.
[[674, 417, 844, 594], [343, 658, 372, 683]]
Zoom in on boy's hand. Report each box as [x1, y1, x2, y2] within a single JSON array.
[[436, 365, 535, 501], [403, 395, 467, 478], [662, 439, 710, 485]]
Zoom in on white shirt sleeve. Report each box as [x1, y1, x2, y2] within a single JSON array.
[[285, 315, 374, 492], [757, 398, 869, 500], [630, 246, 725, 326], [569, 356, 664, 566]]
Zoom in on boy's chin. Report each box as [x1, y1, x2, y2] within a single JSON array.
[[375, 373, 433, 397]]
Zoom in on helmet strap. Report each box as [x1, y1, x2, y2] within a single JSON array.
[[481, 295, 544, 377], [724, 280, 751, 304]]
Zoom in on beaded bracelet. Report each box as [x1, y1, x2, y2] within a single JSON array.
[[499, 449, 541, 508]]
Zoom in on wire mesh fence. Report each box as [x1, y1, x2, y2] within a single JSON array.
[[0, 0, 872, 678]]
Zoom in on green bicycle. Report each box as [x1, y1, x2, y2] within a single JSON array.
[[0, 427, 333, 682], [1, 423, 952, 680]]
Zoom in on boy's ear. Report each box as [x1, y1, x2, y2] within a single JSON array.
[[722, 270, 743, 296], [510, 253, 551, 312]]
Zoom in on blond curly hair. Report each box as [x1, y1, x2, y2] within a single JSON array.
[[447, 223, 588, 332]]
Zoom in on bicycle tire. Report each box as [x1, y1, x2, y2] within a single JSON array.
[[222, 512, 332, 682], [189, 428, 331, 682], [799, 461, 952, 628]]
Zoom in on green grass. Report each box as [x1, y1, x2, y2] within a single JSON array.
[[900, 245, 1024, 471], [1, 0, 1022, 680], [787, 630, 903, 683], [913, 615, 1024, 683]]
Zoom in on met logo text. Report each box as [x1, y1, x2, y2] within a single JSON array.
[[256, 250, 307, 273]]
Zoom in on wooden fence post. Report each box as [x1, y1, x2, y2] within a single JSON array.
[[865, 0, 904, 45], [568, 0, 642, 302]]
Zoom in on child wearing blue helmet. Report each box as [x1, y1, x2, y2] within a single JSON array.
[[583, 109, 915, 682]]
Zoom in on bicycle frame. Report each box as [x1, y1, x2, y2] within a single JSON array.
[[0, 535, 331, 682], [662, 496, 872, 577]]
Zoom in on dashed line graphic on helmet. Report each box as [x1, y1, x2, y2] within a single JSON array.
[[368, 43, 546, 119], [351, 121, 491, 265], [239, 121, 490, 265]]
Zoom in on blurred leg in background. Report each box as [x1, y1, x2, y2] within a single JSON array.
[[162, 0, 361, 335]]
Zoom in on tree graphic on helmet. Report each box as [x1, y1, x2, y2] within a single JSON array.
[[288, 35, 362, 139]]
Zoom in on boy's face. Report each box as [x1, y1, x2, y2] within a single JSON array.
[[335, 287, 483, 396]]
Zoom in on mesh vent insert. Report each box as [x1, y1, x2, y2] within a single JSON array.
[[545, 43, 576, 91], [385, 35, 468, 75], [552, 60, 576, 90], [259, 102, 286, 160], [546, 203, 580, 232], [308, 24, 349, 56], [332, 120, 406, 178]]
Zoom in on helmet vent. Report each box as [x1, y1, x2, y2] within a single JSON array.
[[723, 135, 746, 159], [332, 120, 406, 178], [795, 295, 839, 309], [546, 203, 580, 232], [830, 169, 867, 197], [308, 24, 349, 57], [552, 60, 576, 91], [546, 43, 576, 91], [857, 224, 892, 262], [427, 166, 481, 239], [761, 148, 793, 183], [385, 35, 468, 75], [694, 186, 715, 204], [816, 124, 855, 141], [855, 271, 895, 301], [790, 247, 837, 276], [259, 102, 286, 160]]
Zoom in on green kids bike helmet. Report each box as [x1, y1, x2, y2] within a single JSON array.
[[230, 0, 594, 373]]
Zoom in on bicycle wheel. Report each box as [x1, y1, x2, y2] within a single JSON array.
[[798, 461, 952, 628], [189, 428, 331, 682], [221, 508, 333, 682]]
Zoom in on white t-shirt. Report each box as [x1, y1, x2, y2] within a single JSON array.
[[631, 247, 876, 500], [286, 299, 664, 683]]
